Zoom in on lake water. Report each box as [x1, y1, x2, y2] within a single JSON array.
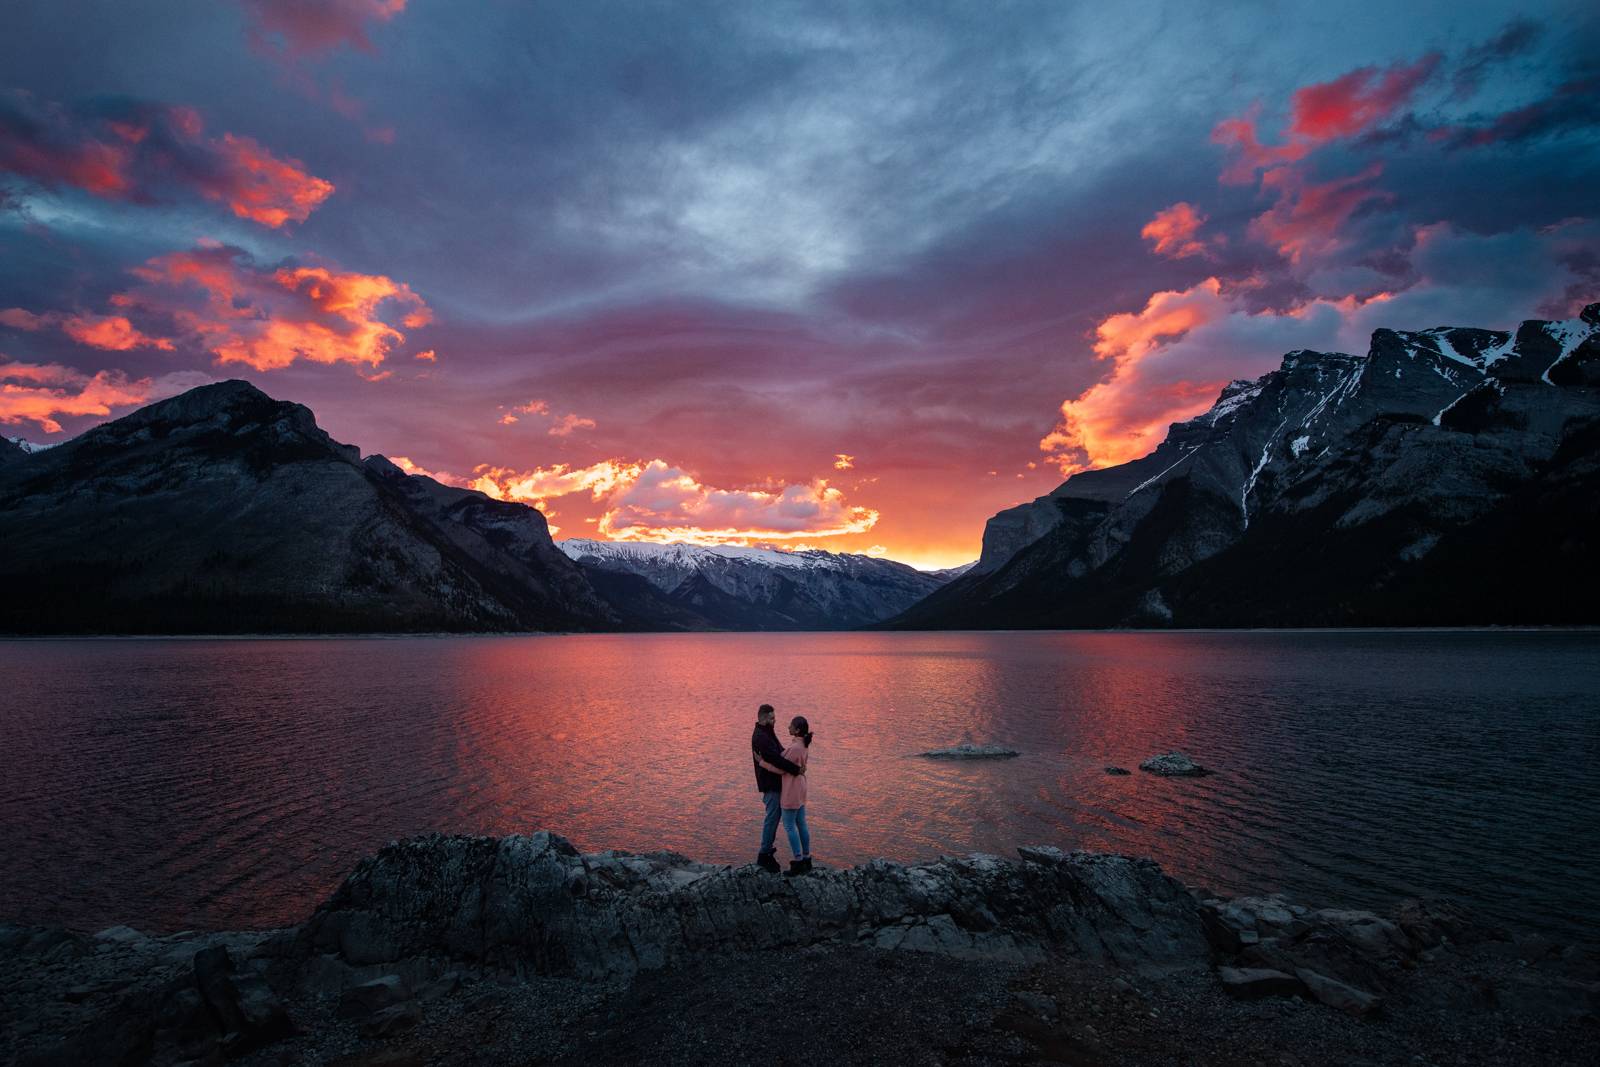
[[2, 631, 1597, 941]]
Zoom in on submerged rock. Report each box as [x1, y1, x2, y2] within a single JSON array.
[[1139, 752, 1210, 777], [917, 743, 1021, 760], [1104, 766, 1131, 776]]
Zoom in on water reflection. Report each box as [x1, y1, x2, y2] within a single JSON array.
[[1, 631, 1596, 940]]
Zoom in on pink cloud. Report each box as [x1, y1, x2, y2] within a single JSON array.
[[241, 0, 407, 59], [1288, 54, 1441, 141], [1247, 162, 1391, 264], [0, 93, 333, 228], [1141, 201, 1214, 259]]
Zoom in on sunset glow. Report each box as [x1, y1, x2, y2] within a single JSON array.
[[1, 5, 1594, 569]]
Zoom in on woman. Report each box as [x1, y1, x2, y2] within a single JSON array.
[[758, 715, 814, 875]]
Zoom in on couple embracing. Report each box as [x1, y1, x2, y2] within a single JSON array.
[[750, 703, 814, 876]]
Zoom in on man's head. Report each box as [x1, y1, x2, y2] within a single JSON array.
[[756, 703, 775, 726]]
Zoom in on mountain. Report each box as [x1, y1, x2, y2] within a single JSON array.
[[0, 381, 617, 634], [558, 538, 954, 630], [888, 303, 1600, 629]]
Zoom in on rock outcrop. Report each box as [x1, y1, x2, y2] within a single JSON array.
[[299, 832, 1208, 976], [2, 834, 1595, 1066], [887, 303, 1600, 628]]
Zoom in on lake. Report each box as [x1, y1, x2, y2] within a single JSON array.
[[2, 631, 1597, 941]]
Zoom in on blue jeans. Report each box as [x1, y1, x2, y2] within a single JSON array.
[[781, 806, 810, 859], [759, 790, 782, 855]]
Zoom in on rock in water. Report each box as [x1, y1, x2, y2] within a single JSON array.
[[918, 743, 1021, 760], [1104, 766, 1131, 776], [1139, 752, 1210, 777]]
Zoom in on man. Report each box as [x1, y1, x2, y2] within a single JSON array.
[[751, 703, 803, 873]]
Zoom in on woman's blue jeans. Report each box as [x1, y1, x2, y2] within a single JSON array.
[[781, 805, 810, 858]]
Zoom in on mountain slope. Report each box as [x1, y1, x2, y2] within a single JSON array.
[[0, 381, 617, 634], [889, 303, 1600, 629], [558, 538, 952, 630]]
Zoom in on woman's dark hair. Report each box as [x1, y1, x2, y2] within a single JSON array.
[[789, 715, 813, 747]]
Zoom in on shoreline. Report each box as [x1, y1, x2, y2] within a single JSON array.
[[3, 833, 1595, 1066]]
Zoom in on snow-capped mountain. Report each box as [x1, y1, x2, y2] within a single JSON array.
[[891, 302, 1600, 628], [559, 538, 954, 630], [3, 436, 55, 455]]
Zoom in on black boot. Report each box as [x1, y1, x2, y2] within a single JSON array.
[[784, 859, 805, 877], [756, 851, 780, 873], [799, 857, 813, 874]]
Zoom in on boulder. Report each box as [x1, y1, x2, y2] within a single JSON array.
[[1218, 966, 1304, 999], [1296, 968, 1382, 1016], [192, 945, 291, 1052], [1139, 753, 1210, 777], [1104, 766, 1131, 775], [358, 1001, 422, 1039], [338, 975, 411, 1019]]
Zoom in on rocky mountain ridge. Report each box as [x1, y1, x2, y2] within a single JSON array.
[[890, 303, 1600, 628], [0, 381, 616, 634], [560, 537, 953, 630]]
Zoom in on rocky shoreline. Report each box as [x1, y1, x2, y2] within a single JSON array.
[[3, 833, 1596, 1066]]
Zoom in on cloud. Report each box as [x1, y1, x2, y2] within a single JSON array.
[[1287, 54, 1440, 141], [1141, 201, 1213, 259], [597, 460, 879, 544], [461, 456, 879, 545], [0, 92, 333, 227], [1452, 19, 1542, 99], [833, 453, 854, 470], [86, 242, 433, 371], [241, 0, 407, 60], [0, 360, 212, 433], [548, 413, 595, 437], [469, 460, 642, 508], [1441, 76, 1600, 148], [413, 348, 436, 361], [1211, 109, 1310, 185], [1248, 162, 1391, 264], [1, 307, 174, 352]]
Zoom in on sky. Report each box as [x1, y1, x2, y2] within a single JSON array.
[[1, 1, 1596, 568]]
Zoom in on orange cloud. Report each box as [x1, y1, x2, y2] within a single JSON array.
[[0, 360, 208, 433], [1140, 201, 1213, 259], [1, 307, 174, 352], [1288, 54, 1440, 141], [470, 460, 642, 507], [208, 133, 335, 227], [597, 461, 879, 544], [1040, 279, 1230, 474], [833, 453, 854, 470], [109, 243, 431, 371], [413, 349, 436, 362], [0, 93, 333, 228], [548, 413, 595, 437]]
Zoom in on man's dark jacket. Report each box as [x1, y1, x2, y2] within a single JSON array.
[[752, 722, 801, 792]]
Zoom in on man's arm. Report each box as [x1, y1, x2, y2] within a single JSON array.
[[753, 732, 802, 775]]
